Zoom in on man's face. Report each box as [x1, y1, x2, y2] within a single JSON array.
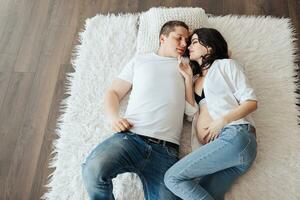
[[159, 26, 189, 57]]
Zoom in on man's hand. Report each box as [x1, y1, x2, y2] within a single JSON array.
[[203, 117, 228, 143], [111, 117, 133, 132]]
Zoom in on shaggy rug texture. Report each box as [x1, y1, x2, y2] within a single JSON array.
[[42, 7, 300, 200]]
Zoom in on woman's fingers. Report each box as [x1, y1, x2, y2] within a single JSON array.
[[203, 128, 210, 143], [203, 127, 219, 143]]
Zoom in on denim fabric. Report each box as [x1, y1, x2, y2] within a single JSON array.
[[164, 124, 257, 200], [82, 131, 180, 200]]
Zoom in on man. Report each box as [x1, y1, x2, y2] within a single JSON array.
[[82, 20, 197, 200]]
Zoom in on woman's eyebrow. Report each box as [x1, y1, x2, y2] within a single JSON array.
[[191, 38, 197, 42]]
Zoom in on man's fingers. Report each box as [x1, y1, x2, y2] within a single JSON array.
[[116, 121, 126, 131], [123, 119, 134, 128], [120, 120, 130, 129], [113, 125, 121, 132], [129, 121, 134, 126]]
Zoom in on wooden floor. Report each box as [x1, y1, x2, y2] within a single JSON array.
[[0, 0, 299, 200]]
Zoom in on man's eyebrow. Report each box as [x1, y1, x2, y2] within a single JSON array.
[[176, 34, 189, 40]]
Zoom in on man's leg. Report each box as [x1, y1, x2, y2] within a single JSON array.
[[81, 132, 145, 200], [141, 142, 180, 200]]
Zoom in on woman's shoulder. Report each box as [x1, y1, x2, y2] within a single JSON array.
[[213, 59, 244, 72], [213, 58, 239, 66]]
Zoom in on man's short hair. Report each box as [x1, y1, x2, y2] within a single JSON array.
[[159, 20, 189, 37]]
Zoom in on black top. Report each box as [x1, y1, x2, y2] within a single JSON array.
[[194, 90, 205, 104]]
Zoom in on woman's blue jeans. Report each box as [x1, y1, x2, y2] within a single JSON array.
[[82, 131, 180, 200], [164, 124, 257, 200]]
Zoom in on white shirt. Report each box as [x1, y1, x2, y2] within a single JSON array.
[[118, 53, 196, 145], [190, 59, 257, 150]]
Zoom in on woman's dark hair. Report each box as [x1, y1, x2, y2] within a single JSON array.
[[184, 28, 229, 76]]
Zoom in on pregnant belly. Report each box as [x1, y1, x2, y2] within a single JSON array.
[[196, 104, 214, 144]]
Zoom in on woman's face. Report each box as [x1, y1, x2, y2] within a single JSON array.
[[188, 34, 210, 61]]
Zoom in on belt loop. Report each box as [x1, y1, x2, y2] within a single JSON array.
[[162, 140, 167, 147], [247, 124, 251, 132]]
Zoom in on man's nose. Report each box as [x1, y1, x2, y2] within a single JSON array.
[[180, 39, 187, 47]]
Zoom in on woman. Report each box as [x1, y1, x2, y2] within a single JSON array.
[[164, 28, 258, 200]]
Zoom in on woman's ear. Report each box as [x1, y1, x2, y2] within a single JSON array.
[[207, 47, 213, 54]]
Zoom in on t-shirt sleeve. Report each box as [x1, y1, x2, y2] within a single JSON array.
[[228, 60, 257, 103], [117, 57, 135, 83]]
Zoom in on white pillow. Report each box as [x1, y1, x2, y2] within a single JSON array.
[[136, 7, 209, 54]]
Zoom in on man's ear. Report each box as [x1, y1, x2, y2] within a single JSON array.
[[159, 35, 166, 44]]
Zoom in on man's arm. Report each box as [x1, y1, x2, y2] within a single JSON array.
[[104, 78, 133, 132]]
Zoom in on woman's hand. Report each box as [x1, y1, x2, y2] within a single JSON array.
[[203, 117, 228, 143], [177, 56, 193, 80]]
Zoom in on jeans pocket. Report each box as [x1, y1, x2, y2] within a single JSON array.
[[239, 136, 257, 167], [164, 146, 178, 158]]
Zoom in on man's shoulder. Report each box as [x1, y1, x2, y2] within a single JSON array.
[[134, 52, 155, 59], [130, 52, 157, 64]]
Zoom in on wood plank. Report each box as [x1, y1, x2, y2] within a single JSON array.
[[4, 24, 70, 200], [14, 0, 53, 72], [29, 64, 74, 200], [0, 53, 16, 72], [0, 72, 34, 199], [0, 72, 12, 118], [0, 0, 36, 54], [30, 0, 81, 198]]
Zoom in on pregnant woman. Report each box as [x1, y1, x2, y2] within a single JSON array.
[[164, 28, 258, 200]]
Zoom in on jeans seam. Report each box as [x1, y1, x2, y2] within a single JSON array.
[[138, 172, 150, 200], [239, 137, 251, 164]]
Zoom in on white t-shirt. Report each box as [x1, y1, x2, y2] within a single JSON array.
[[118, 53, 195, 145]]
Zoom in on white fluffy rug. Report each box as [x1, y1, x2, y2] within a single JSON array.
[[43, 8, 300, 200]]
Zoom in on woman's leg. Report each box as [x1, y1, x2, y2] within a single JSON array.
[[164, 124, 257, 200]]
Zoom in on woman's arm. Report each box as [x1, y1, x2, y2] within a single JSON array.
[[177, 57, 198, 119], [223, 100, 257, 124], [184, 78, 195, 106]]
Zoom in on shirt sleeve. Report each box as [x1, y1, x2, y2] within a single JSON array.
[[117, 57, 135, 83], [185, 101, 198, 122], [228, 60, 257, 103]]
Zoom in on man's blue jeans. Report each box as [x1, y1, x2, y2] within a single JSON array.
[[164, 124, 257, 200], [82, 131, 180, 200]]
